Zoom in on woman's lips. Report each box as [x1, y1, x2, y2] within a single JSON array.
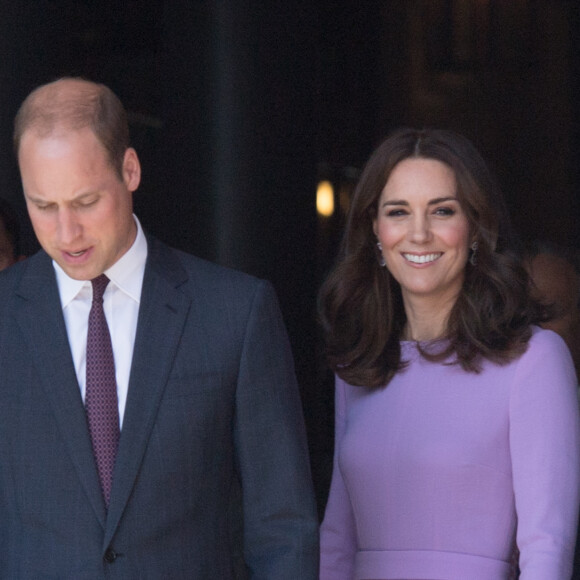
[[402, 252, 442, 264]]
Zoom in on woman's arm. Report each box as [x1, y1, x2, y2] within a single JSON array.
[[320, 376, 358, 579], [510, 329, 580, 579]]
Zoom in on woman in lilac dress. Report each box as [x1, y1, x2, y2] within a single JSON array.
[[318, 128, 580, 579]]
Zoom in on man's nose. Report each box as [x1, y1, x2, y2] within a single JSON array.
[[57, 210, 82, 245]]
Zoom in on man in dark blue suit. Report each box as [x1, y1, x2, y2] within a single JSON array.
[[0, 77, 319, 578]]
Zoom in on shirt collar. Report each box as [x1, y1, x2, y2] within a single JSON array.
[[54, 215, 148, 309]]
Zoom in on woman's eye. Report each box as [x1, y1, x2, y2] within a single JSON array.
[[434, 207, 455, 216], [386, 208, 407, 217]]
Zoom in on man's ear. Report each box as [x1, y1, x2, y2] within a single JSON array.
[[122, 148, 141, 192]]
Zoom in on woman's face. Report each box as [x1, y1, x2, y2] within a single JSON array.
[[373, 157, 471, 307]]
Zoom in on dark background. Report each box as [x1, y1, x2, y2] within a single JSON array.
[[1, 0, 578, 516]]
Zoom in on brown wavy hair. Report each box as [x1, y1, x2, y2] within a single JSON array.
[[319, 127, 543, 388]]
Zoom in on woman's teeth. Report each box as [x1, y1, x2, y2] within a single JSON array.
[[403, 253, 441, 264]]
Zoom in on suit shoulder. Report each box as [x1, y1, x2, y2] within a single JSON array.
[[0, 250, 48, 291], [148, 237, 271, 299], [179, 249, 266, 290]]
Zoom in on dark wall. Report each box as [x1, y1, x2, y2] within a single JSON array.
[[1, 0, 578, 514]]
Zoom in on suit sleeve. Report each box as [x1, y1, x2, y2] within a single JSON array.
[[233, 280, 319, 579], [319, 375, 357, 579], [510, 330, 580, 579]]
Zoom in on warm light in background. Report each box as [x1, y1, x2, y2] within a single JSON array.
[[317, 180, 334, 217]]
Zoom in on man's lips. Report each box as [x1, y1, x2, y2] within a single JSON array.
[[60, 247, 93, 263], [402, 252, 442, 264]]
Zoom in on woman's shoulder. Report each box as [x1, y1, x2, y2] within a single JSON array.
[[514, 326, 575, 383], [526, 325, 569, 355]]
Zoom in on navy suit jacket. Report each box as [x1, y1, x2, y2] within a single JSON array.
[[0, 235, 319, 579]]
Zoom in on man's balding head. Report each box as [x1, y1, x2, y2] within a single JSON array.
[[14, 78, 129, 179]]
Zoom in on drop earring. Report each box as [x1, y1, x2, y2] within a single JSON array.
[[469, 241, 478, 266], [376, 241, 386, 267]]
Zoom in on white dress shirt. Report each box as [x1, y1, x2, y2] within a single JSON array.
[[54, 216, 148, 428]]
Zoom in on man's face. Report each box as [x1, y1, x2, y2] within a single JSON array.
[[18, 127, 140, 280]]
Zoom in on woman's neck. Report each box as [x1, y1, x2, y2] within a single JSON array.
[[401, 293, 456, 341]]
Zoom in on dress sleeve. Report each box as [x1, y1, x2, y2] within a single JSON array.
[[510, 330, 580, 579], [320, 375, 358, 579]]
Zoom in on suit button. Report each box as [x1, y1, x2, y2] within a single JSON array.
[[104, 548, 118, 563]]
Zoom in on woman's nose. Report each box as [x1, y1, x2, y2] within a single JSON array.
[[407, 214, 431, 243]]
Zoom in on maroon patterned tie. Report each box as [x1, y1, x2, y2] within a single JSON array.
[[85, 274, 120, 507]]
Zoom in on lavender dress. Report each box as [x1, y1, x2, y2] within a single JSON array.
[[320, 328, 580, 579]]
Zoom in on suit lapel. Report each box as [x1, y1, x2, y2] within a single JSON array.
[[105, 238, 191, 545], [14, 252, 107, 527]]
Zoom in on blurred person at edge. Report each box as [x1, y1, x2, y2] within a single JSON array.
[[524, 240, 580, 383], [0, 197, 25, 269], [318, 127, 580, 579]]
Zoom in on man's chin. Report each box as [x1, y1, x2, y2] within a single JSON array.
[[54, 260, 100, 281], [49, 247, 101, 280]]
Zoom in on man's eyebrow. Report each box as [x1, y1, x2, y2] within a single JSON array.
[[25, 191, 100, 204]]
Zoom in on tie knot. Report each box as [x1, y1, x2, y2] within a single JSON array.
[[91, 274, 110, 302]]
